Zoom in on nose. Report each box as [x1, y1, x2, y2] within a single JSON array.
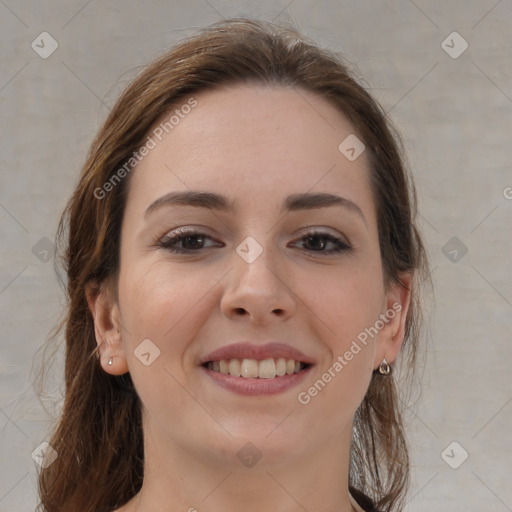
[[220, 240, 297, 325]]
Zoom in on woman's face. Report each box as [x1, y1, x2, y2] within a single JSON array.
[[94, 83, 409, 469]]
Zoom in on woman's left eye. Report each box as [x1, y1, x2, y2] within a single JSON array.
[[291, 231, 352, 255], [155, 228, 352, 255]]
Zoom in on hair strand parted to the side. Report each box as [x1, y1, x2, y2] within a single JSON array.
[[34, 18, 430, 512]]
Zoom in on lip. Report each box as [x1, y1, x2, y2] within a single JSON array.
[[201, 364, 313, 396], [199, 342, 316, 365]]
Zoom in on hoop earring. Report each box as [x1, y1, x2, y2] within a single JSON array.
[[378, 358, 391, 375]]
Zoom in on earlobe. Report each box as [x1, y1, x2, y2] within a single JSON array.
[[85, 281, 129, 375], [374, 272, 413, 369]]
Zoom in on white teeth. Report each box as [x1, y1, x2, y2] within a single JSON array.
[[275, 357, 287, 376], [258, 358, 276, 379], [207, 357, 306, 378], [228, 359, 241, 377], [219, 359, 229, 374], [241, 358, 259, 378]]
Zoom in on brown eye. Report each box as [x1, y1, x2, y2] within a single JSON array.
[[156, 228, 222, 254], [293, 230, 352, 255]]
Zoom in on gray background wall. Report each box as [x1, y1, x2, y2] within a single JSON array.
[[1, 1, 511, 511]]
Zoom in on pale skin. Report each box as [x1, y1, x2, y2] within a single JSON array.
[[86, 83, 412, 512]]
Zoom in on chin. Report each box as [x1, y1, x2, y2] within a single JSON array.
[[209, 425, 308, 469]]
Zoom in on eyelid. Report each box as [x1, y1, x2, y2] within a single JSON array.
[[295, 226, 350, 242], [157, 225, 220, 244], [158, 225, 216, 241]]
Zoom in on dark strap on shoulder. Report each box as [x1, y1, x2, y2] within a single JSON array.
[[349, 486, 382, 512]]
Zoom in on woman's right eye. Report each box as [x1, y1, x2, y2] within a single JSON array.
[[156, 228, 222, 254]]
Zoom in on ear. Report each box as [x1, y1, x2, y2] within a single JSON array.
[[374, 272, 413, 370], [85, 280, 129, 375]]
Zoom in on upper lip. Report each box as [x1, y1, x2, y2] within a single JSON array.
[[199, 342, 316, 365]]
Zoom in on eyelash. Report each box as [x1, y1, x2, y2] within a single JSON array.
[[154, 227, 353, 256]]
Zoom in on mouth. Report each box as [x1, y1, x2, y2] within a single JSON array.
[[199, 342, 315, 396], [202, 357, 311, 378]]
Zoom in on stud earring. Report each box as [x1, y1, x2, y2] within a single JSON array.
[[108, 357, 113, 366], [378, 358, 391, 375]]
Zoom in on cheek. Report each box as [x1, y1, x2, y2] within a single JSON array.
[[295, 259, 383, 408], [117, 261, 223, 362], [116, 264, 211, 408], [295, 269, 380, 421], [300, 260, 385, 344]]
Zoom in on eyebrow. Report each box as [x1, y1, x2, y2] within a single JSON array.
[[145, 190, 366, 225]]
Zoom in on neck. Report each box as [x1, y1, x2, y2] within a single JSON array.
[[126, 413, 357, 512]]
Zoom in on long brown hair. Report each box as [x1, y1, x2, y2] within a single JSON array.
[[34, 17, 430, 512]]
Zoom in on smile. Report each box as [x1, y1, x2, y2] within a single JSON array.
[[203, 357, 310, 379]]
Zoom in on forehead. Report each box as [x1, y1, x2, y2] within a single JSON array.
[[125, 83, 374, 219]]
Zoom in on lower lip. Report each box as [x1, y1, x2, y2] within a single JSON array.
[[201, 365, 312, 396]]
